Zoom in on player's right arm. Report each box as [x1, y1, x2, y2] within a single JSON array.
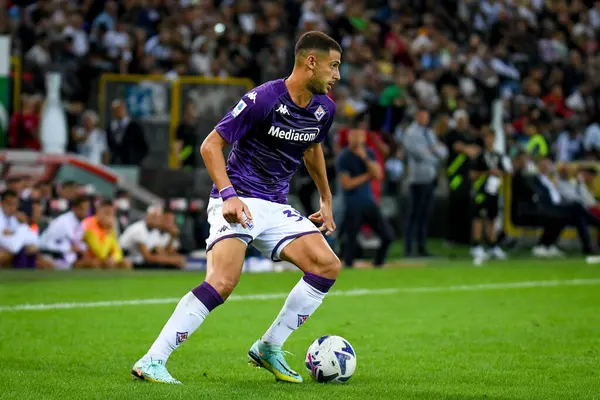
[[200, 90, 271, 228], [200, 131, 253, 228]]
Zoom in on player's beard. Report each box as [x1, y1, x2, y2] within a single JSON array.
[[307, 76, 328, 95]]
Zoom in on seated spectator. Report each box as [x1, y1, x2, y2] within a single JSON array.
[[529, 157, 600, 255], [156, 208, 183, 257], [119, 206, 185, 269], [0, 190, 39, 268], [39, 196, 99, 269], [82, 198, 131, 269], [557, 165, 600, 213]]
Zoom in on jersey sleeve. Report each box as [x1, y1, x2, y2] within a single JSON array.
[[214, 89, 271, 144]]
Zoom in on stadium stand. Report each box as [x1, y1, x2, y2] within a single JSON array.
[[3, 0, 600, 268]]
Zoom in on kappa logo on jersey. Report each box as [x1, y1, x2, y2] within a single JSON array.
[[314, 105, 326, 121], [267, 125, 320, 142], [176, 331, 188, 345], [246, 91, 257, 103], [231, 99, 247, 118], [276, 104, 290, 115], [297, 314, 309, 327]]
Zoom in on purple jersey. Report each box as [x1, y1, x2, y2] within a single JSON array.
[[210, 79, 335, 204]]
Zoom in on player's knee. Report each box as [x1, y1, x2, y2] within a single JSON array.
[[314, 252, 341, 279], [209, 275, 240, 299]]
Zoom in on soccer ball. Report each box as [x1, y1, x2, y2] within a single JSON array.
[[305, 335, 356, 383]]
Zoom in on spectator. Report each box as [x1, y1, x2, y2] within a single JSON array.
[[555, 124, 584, 162], [156, 208, 183, 257], [39, 196, 98, 269], [107, 100, 148, 166], [402, 109, 447, 257], [336, 128, 394, 268], [8, 94, 42, 150], [82, 198, 131, 269], [533, 157, 600, 255], [470, 128, 510, 265], [119, 206, 185, 269], [511, 152, 567, 257], [71, 110, 109, 165], [173, 102, 199, 170], [0, 190, 39, 268], [444, 110, 481, 245]]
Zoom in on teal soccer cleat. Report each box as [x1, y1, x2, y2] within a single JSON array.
[[248, 340, 303, 383], [131, 358, 182, 385]]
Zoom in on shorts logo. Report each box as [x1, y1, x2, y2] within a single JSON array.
[[218, 225, 229, 233], [297, 314, 309, 327], [176, 331, 188, 345], [232, 99, 247, 117], [314, 105, 326, 121]]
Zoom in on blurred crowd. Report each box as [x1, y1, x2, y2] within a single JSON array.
[[0, 176, 186, 269], [4, 0, 600, 265], [3, 0, 600, 165]]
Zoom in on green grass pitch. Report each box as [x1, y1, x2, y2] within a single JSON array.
[[1, 259, 599, 399]]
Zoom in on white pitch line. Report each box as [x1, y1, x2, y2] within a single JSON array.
[[1, 278, 600, 312]]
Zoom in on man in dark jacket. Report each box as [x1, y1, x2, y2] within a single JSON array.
[[107, 100, 149, 165]]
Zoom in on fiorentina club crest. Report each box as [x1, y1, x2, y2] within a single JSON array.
[[314, 105, 326, 121], [297, 314, 309, 327], [176, 331, 188, 345]]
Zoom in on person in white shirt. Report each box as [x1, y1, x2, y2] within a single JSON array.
[[72, 110, 109, 165], [39, 196, 97, 270], [0, 190, 39, 267], [119, 207, 185, 269], [155, 209, 182, 256]]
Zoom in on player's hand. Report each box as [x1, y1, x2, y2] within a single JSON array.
[[222, 197, 253, 228], [309, 200, 336, 236], [491, 168, 502, 177]]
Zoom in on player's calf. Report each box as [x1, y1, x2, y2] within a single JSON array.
[[133, 238, 246, 384]]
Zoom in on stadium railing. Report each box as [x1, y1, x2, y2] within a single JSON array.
[[98, 74, 254, 169]]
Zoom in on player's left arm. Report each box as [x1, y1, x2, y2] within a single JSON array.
[[304, 143, 336, 234], [304, 143, 332, 202]]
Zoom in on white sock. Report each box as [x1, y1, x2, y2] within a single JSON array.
[[261, 278, 327, 347], [145, 292, 210, 362]]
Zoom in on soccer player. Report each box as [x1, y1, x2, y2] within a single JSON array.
[[470, 127, 511, 265], [132, 31, 342, 385]]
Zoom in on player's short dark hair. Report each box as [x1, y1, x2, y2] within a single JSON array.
[[1, 189, 18, 200], [295, 31, 341, 59], [71, 196, 90, 208]]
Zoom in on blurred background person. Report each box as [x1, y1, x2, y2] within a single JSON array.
[[336, 128, 394, 268], [107, 100, 148, 166], [402, 109, 447, 257], [119, 206, 185, 269], [173, 102, 199, 170], [470, 128, 511, 265], [82, 198, 131, 269], [39, 196, 98, 269], [71, 110, 109, 165]]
